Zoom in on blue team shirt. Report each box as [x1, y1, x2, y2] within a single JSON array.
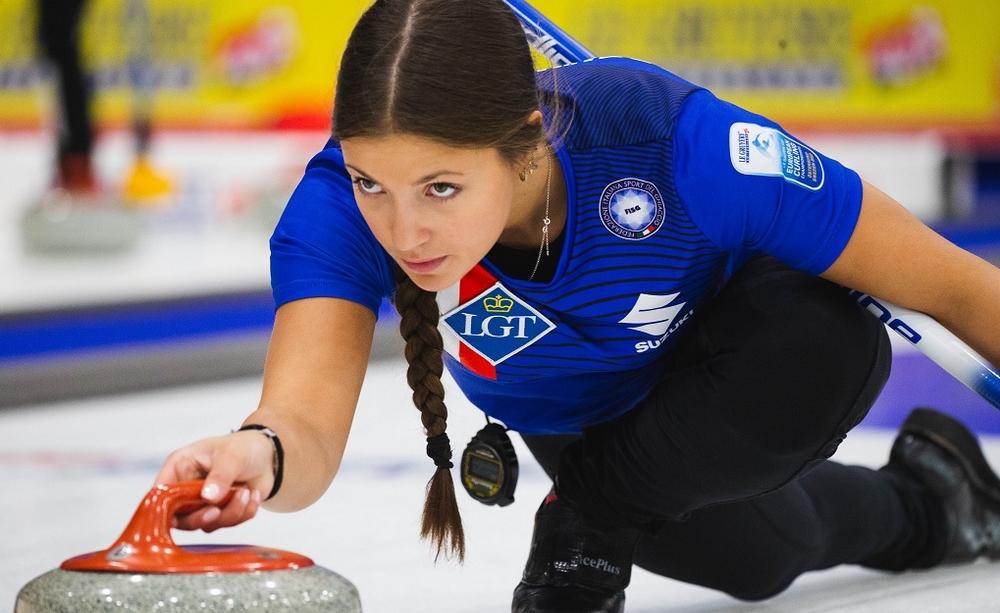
[[270, 57, 863, 435]]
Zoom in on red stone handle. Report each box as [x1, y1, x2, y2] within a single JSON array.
[[61, 480, 313, 573]]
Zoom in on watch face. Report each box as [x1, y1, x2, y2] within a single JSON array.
[[461, 433, 517, 506], [468, 455, 500, 482]]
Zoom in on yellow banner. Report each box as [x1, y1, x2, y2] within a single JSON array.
[[0, 0, 997, 130], [0, 0, 371, 129], [558, 0, 1000, 128]]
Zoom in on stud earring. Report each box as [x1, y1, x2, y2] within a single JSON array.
[[519, 158, 539, 182]]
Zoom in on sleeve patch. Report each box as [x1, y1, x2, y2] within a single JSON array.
[[729, 122, 825, 191]]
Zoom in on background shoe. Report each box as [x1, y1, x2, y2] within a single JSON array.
[[888, 407, 1000, 563], [123, 156, 175, 205]]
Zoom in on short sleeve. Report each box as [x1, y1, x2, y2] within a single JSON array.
[[673, 90, 863, 275], [269, 140, 394, 316]]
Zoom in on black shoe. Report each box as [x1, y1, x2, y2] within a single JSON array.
[[888, 407, 1000, 563], [512, 583, 625, 613], [512, 489, 639, 613]]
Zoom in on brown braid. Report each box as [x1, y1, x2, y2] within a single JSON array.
[[394, 272, 465, 562]]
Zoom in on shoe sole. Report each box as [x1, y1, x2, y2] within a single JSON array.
[[901, 408, 1000, 508]]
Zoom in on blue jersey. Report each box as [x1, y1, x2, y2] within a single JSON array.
[[270, 57, 863, 435]]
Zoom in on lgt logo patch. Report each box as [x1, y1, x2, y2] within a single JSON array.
[[441, 283, 556, 365]]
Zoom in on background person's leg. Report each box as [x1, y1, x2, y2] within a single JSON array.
[[38, 0, 94, 189]]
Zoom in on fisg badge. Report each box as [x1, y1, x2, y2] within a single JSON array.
[[599, 178, 665, 241]]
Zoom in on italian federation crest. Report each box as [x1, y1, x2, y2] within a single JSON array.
[[599, 177, 665, 241]]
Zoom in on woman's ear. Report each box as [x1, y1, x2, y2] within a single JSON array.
[[511, 110, 546, 174]]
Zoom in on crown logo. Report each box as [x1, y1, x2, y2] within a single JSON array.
[[483, 294, 514, 313]]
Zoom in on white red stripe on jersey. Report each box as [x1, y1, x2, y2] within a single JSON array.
[[436, 264, 498, 380]]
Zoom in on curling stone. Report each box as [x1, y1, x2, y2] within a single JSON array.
[[20, 189, 142, 254], [15, 480, 361, 612]]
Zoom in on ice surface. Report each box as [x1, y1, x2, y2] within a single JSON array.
[[3, 360, 1000, 612]]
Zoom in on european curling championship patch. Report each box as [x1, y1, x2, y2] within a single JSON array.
[[599, 177, 665, 241], [441, 282, 555, 366], [729, 122, 825, 191]]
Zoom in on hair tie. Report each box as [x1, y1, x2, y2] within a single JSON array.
[[235, 424, 284, 501], [426, 432, 453, 469]]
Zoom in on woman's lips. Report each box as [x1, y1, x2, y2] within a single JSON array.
[[402, 256, 446, 273]]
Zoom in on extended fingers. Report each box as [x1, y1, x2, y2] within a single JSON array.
[[174, 487, 261, 532]]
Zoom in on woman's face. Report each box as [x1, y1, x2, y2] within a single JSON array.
[[340, 133, 519, 292]]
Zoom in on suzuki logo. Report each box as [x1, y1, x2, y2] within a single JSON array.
[[619, 293, 686, 336]]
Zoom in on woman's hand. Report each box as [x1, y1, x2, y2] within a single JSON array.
[[153, 431, 275, 532]]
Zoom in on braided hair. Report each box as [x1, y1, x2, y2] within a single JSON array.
[[394, 269, 464, 561]]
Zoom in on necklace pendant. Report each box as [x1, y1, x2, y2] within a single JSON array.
[[528, 145, 555, 283]]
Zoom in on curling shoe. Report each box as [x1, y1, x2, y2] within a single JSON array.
[[888, 407, 1000, 563], [512, 489, 639, 613]]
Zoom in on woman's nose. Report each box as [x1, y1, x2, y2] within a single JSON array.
[[390, 202, 430, 253]]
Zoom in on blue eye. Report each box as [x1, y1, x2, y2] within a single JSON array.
[[353, 177, 383, 195], [428, 183, 458, 198]]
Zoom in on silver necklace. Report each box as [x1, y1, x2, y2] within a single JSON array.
[[528, 150, 552, 282]]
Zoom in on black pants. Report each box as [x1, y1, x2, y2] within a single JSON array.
[[521, 257, 941, 601], [37, 0, 92, 158]]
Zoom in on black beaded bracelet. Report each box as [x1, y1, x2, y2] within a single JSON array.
[[235, 424, 284, 501]]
